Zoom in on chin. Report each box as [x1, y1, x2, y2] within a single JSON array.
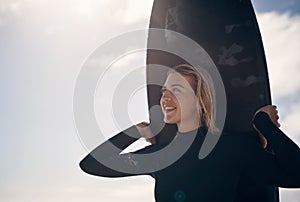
[[163, 117, 178, 124]]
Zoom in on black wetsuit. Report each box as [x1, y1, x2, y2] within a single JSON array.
[[79, 112, 300, 202]]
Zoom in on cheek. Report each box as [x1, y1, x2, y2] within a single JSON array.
[[179, 97, 198, 112]]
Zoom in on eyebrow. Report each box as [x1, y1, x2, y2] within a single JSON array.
[[161, 84, 185, 91], [170, 84, 185, 88]]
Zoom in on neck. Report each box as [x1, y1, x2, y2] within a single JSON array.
[[177, 121, 201, 133]]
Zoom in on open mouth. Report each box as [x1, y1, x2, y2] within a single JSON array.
[[164, 105, 177, 113]]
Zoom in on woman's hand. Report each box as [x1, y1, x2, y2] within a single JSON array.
[[253, 105, 281, 148], [136, 122, 156, 144], [254, 105, 281, 128]]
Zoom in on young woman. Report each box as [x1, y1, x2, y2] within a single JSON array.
[[80, 64, 300, 201]]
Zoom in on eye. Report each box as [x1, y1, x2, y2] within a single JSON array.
[[172, 87, 181, 93]]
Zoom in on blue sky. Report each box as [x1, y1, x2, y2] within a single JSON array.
[[253, 0, 300, 15], [0, 0, 299, 201]]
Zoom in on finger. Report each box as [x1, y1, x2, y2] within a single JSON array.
[[141, 122, 150, 126], [272, 116, 280, 125], [146, 137, 156, 144], [277, 114, 280, 127], [276, 122, 281, 128], [137, 122, 150, 128]]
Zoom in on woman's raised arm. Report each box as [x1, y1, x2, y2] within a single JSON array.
[[245, 107, 300, 187], [79, 125, 154, 178]]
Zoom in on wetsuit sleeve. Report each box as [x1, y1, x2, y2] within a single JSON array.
[[245, 111, 300, 187], [79, 126, 155, 178]]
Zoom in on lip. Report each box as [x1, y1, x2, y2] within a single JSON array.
[[163, 105, 177, 113]]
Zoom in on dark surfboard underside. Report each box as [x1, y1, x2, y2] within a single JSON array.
[[146, 0, 278, 201], [147, 0, 271, 133]]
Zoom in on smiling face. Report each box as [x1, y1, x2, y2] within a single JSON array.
[[160, 72, 201, 132]]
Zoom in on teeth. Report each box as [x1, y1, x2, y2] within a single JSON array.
[[165, 106, 176, 110]]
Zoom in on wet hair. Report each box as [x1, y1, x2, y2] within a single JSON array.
[[168, 64, 219, 133]]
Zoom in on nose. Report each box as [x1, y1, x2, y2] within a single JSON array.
[[161, 88, 173, 102]]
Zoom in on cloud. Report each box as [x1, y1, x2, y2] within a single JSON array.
[[93, 52, 148, 140], [257, 11, 300, 201], [280, 102, 300, 142], [0, 0, 23, 26], [280, 188, 300, 202], [257, 12, 300, 140], [1, 1, 299, 202], [0, 0, 155, 201], [121, 0, 154, 24], [257, 12, 300, 99], [69, 0, 153, 26]]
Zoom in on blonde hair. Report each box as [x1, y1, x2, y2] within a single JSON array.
[[168, 64, 219, 133]]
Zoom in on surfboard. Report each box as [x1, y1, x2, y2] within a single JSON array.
[[146, 0, 278, 201]]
